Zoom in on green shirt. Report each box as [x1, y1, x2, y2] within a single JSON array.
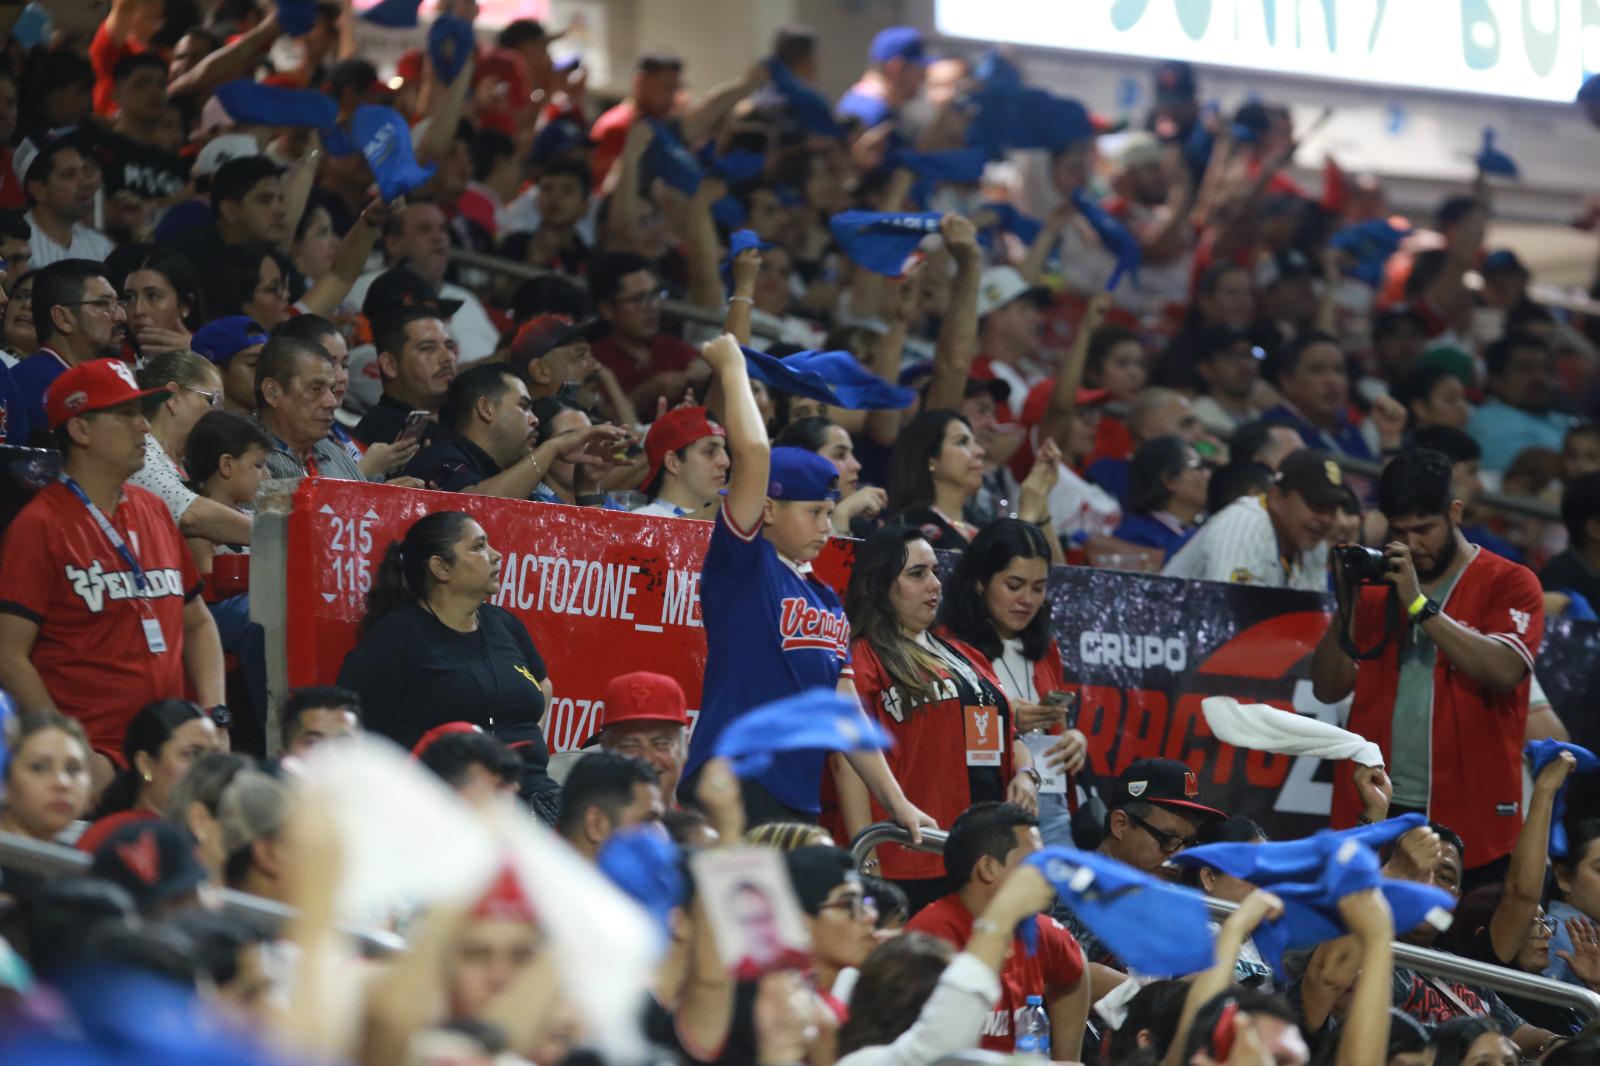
[[1389, 564, 1467, 808]]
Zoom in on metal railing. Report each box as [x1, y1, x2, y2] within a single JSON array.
[[0, 831, 405, 958], [848, 822, 1600, 1022]]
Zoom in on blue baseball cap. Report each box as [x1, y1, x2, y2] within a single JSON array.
[[768, 446, 841, 501], [192, 316, 269, 367], [869, 26, 927, 65]]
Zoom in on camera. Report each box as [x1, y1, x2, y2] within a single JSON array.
[[1333, 544, 1389, 584]]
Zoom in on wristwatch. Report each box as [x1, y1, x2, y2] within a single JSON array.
[[1022, 766, 1043, 789], [1414, 599, 1442, 625], [206, 704, 232, 728]]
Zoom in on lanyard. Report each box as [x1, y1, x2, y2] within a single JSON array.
[[59, 475, 147, 595]]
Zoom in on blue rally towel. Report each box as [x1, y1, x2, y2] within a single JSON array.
[[1025, 847, 1216, 976], [1172, 821, 1456, 974], [707, 149, 767, 186], [643, 119, 704, 195], [360, 0, 423, 28], [887, 147, 988, 185], [1329, 218, 1410, 288], [1069, 189, 1141, 292], [0, 688, 14, 777], [275, 0, 317, 37], [428, 15, 476, 84], [721, 229, 774, 286], [1526, 739, 1600, 857], [352, 105, 437, 202], [765, 58, 839, 138], [714, 689, 893, 776], [597, 828, 685, 934], [829, 210, 942, 277], [739, 346, 916, 411], [978, 201, 1043, 245], [215, 80, 337, 130], [1476, 127, 1519, 179]]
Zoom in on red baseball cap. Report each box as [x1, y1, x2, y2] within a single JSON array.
[[643, 406, 725, 489], [410, 721, 483, 760], [585, 671, 689, 746], [45, 359, 170, 430], [1019, 379, 1112, 428]]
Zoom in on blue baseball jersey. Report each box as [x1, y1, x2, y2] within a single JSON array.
[[685, 502, 852, 812]]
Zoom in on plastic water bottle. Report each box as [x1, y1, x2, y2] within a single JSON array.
[[1015, 994, 1051, 1058]]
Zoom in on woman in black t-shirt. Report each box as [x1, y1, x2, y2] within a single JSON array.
[[338, 511, 559, 810], [886, 410, 987, 553]]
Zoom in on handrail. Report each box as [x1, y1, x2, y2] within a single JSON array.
[[848, 822, 1600, 1021], [0, 831, 405, 958], [448, 248, 1563, 524]]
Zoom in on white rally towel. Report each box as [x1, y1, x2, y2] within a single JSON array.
[[1201, 696, 1383, 768]]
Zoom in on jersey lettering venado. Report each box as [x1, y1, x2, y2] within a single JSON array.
[[0, 482, 201, 759], [684, 503, 852, 813]]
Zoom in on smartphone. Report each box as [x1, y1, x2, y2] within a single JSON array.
[[1044, 689, 1079, 731], [396, 410, 430, 447]]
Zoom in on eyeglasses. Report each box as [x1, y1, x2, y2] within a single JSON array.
[[1126, 810, 1197, 855], [182, 385, 222, 408], [819, 895, 877, 921], [615, 288, 667, 307], [1533, 915, 1558, 935], [64, 297, 122, 315]]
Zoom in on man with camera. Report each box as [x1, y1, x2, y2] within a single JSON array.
[[1312, 449, 1543, 887]]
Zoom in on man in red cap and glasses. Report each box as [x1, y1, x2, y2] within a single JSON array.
[[591, 670, 691, 801], [0, 359, 226, 790], [632, 406, 729, 519]]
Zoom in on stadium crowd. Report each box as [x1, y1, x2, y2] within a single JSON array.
[[1, 0, 1600, 1063]]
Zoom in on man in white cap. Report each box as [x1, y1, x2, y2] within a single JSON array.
[[972, 265, 1051, 419]]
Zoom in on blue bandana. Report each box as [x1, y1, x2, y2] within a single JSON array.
[[215, 80, 337, 130], [714, 689, 893, 776], [360, 0, 423, 28], [1069, 189, 1141, 292], [597, 828, 685, 934], [765, 58, 839, 138], [428, 15, 476, 84], [739, 346, 916, 411], [1025, 847, 1216, 976], [352, 105, 437, 202], [1526, 739, 1600, 857], [829, 210, 942, 277], [1477, 128, 1519, 179]]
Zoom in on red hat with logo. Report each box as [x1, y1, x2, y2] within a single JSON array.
[[471, 860, 540, 924], [585, 671, 689, 746], [1020, 378, 1111, 428], [45, 359, 170, 430], [643, 406, 725, 490]]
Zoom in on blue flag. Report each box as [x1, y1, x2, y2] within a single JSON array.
[[1069, 189, 1140, 292], [352, 105, 437, 202], [739, 346, 916, 411], [1526, 739, 1600, 857], [360, 0, 423, 27], [829, 210, 942, 277], [643, 119, 704, 195], [765, 58, 839, 138], [714, 689, 894, 776], [428, 15, 476, 84], [597, 828, 685, 934], [275, 0, 317, 37], [1477, 127, 1519, 179], [1025, 847, 1216, 976], [215, 80, 337, 130]]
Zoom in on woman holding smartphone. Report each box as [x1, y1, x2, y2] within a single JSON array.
[[939, 519, 1088, 847]]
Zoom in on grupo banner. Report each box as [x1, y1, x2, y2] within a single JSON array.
[[282, 478, 1597, 838]]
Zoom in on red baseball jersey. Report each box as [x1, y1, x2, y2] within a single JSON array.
[[0, 482, 202, 759], [907, 893, 1085, 1053], [1331, 546, 1544, 867]]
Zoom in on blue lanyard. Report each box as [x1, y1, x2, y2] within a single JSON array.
[[59, 475, 147, 595]]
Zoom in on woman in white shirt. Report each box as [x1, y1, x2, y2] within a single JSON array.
[[833, 862, 1056, 1066], [940, 518, 1088, 848], [131, 350, 253, 547]]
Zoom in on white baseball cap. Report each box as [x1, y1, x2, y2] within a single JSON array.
[[975, 265, 1049, 319], [194, 133, 262, 178], [13, 127, 79, 190]]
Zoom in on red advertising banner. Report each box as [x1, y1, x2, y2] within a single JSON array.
[[282, 477, 855, 753]]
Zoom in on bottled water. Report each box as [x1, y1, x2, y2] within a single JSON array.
[[1015, 994, 1050, 1058]]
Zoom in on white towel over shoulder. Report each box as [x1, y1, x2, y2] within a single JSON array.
[[1202, 696, 1383, 768]]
